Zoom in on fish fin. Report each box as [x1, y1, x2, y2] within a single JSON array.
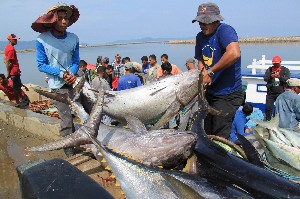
[[236, 133, 265, 167], [34, 88, 70, 104], [255, 115, 279, 129], [182, 154, 199, 174], [26, 129, 90, 152], [70, 76, 86, 100], [85, 90, 105, 135], [124, 115, 147, 134], [160, 173, 204, 199], [150, 101, 181, 130]]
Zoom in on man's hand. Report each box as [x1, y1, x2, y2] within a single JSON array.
[[202, 69, 212, 85], [271, 72, 280, 78], [63, 73, 77, 85]]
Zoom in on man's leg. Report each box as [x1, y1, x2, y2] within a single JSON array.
[[204, 94, 213, 135], [53, 87, 75, 156], [11, 75, 22, 105], [265, 93, 275, 121], [208, 90, 244, 139]]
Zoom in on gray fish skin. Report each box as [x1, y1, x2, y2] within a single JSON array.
[[95, 144, 250, 199], [103, 71, 199, 129], [26, 122, 197, 168], [96, 125, 197, 168], [27, 91, 197, 168], [35, 71, 200, 130], [278, 128, 300, 148]]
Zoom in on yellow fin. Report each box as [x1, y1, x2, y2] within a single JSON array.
[[110, 173, 115, 178], [158, 166, 163, 169], [115, 180, 120, 186], [101, 159, 106, 163], [105, 166, 111, 171], [97, 152, 103, 156]]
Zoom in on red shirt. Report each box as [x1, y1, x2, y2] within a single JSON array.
[[4, 44, 21, 75], [0, 79, 25, 102]]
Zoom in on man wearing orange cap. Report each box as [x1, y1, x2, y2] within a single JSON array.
[[264, 56, 290, 121], [4, 34, 23, 106], [31, 3, 80, 156]]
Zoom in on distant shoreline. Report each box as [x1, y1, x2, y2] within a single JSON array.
[[1, 36, 300, 54]]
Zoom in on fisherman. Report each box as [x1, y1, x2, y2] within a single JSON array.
[[147, 54, 160, 78], [117, 62, 142, 91], [31, 3, 80, 156], [193, 2, 243, 139], [185, 58, 197, 71], [229, 104, 254, 143], [141, 55, 150, 74], [157, 54, 182, 78], [4, 34, 24, 107], [264, 56, 290, 121], [91, 66, 111, 91], [78, 60, 91, 84], [112, 53, 124, 78], [0, 74, 30, 107], [159, 61, 173, 79], [275, 78, 300, 131]]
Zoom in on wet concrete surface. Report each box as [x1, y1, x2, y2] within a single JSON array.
[[0, 120, 66, 199]]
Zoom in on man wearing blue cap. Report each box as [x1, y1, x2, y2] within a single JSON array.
[[193, 3, 243, 139]]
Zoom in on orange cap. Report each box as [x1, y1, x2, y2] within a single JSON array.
[[272, 56, 281, 64], [7, 34, 19, 40]]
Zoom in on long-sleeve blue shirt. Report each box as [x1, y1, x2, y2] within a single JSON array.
[[275, 89, 300, 131], [36, 31, 80, 89], [230, 109, 252, 142]]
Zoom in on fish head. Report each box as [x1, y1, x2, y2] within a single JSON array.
[[120, 129, 198, 168], [175, 70, 200, 106]]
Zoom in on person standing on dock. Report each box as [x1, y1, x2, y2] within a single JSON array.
[[275, 78, 300, 131], [193, 2, 243, 139], [31, 3, 80, 157], [4, 34, 23, 107], [264, 56, 290, 121]]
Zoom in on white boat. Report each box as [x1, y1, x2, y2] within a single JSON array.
[[242, 55, 300, 112]]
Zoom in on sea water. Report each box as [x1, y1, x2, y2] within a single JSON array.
[[0, 42, 299, 86]]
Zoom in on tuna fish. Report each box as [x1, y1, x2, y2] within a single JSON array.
[[26, 90, 198, 168], [34, 70, 201, 130], [191, 111, 300, 198]]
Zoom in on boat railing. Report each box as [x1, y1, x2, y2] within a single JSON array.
[[246, 55, 300, 75]]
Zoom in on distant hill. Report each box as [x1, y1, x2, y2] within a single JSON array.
[[107, 37, 195, 44]]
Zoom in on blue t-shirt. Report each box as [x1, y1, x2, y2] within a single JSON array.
[[195, 23, 242, 96], [230, 109, 252, 142], [117, 73, 142, 91]]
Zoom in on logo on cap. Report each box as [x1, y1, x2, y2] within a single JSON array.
[[200, 5, 207, 14]]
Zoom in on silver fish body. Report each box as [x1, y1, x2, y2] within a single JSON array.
[[97, 125, 197, 167], [103, 71, 199, 128]]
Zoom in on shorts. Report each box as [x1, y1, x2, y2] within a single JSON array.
[[11, 75, 22, 90]]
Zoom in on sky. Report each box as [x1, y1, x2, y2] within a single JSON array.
[[0, 0, 299, 45]]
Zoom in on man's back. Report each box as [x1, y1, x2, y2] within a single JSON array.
[[276, 90, 300, 130], [117, 73, 141, 91]]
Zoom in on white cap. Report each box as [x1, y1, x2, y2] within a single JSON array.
[[287, 78, 300, 87]]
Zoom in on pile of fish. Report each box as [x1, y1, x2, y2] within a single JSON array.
[[27, 71, 300, 198], [253, 117, 300, 178]]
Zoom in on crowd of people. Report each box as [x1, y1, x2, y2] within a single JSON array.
[[0, 2, 298, 157]]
